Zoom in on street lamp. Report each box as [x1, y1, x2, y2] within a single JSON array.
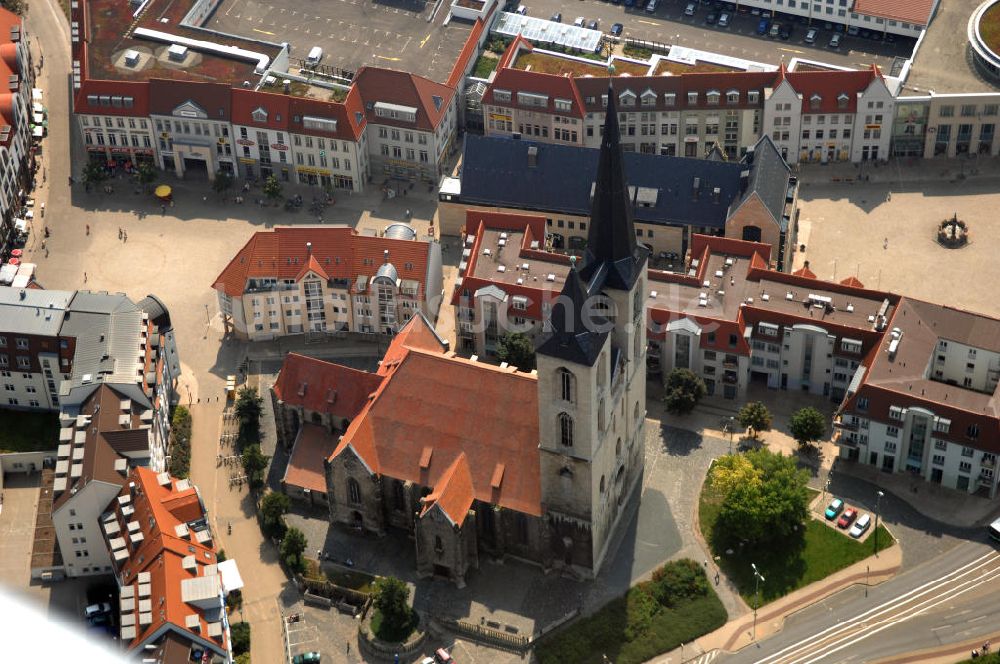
[[751, 562, 765, 641], [874, 490, 884, 557]]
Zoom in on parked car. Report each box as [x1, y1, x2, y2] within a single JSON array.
[[550, 12, 561, 22], [718, 12, 730, 27], [684, 2, 696, 16], [88, 612, 112, 627], [761, 10, 771, 18], [645, 0, 657, 13], [706, 11, 717, 24], [587, 19, 600, 29], [847, 25, 860, 36], [435, 649, 453, 664], [757, 18, 769, 35], [837, 508, 858, 529], [829, 33, 841, 48], [804, 27, 818, 43], [780, 24, 793, 40], [824, 498, 844, 520], [850, 513, 872, 538], [859, 28, 871, 39], [610, 22, 624, 36], [515, 4, 527, 14], [291, 653, 321, 664], [750, 7, 761, 15], [769, 23, 780, 38], [84, 603, 111, 619], [573, 16, 585, 26]]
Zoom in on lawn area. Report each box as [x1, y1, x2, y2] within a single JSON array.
[[700, 470, 895, 605], [303, 558, 376, 594], [654, 60, 737, 75], [0, 409, 59, 453], [981, 4, 1000, 55], [472, 54, 498, 79], [535, 560, 727, 664]]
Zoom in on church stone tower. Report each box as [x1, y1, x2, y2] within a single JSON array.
[[537, 89, 648, 577]]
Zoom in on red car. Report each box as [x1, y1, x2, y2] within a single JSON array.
[[837, 508, 857, 529]]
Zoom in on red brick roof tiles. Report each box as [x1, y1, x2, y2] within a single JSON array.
[[330, 315, 542, 516], [419, 452, 475, 526], [283, 423, 341, 493], [792, 266, 817, 279], [212, 227, 432, 299], [852, 0, 936, 26], [273, 353, 383, 421], [785, 67, 883, 115], [353, 66, 455, 132], [840, 276, 865, 288]]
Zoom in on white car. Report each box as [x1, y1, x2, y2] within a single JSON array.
[[84, 602, 111, 619], [574, 16, 585, 27], [849, 513, 872, 538]]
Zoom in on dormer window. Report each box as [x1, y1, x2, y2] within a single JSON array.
[[663, 92, 676, 106], [706, 90, 720, 105], [687, 91, 698, 105], [640, 89, 657, 107], [837, 93, 850, 110], [726, 89, 739, 105], [492, 89, 511, 103], [619, 90, 636, 107], [748, 90, 760, 104], [810, 94, 822, 111], [251, 107, 268, 123], [554, 98, 572, 112]]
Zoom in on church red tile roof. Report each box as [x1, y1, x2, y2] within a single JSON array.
[[419, 452, 475, 526], [212, 227, 432, 298], [329, 315, 542, 516], [283, 423, 341, 494], [273, 353, 382, 421]]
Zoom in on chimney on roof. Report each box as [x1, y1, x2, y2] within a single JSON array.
[[283, 79, 291, 94], [739, 169, 750, 194], [383, 249, 389, 264], [713, 187, 721, 204], [306, 242, 312, 256], [527, 145, 538, 168]]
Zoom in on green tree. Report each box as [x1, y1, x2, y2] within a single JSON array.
[[262, 174, 283, 204], [213, 170, 234, 195], [714, 449, 810, 547], [709, 454, 763, 498], [81, 161, 108, 187], [235, 386, 263, 446], [496, 332, 536, 371], [134, 161, 158, 191], [280, 526, 308, 573], [167, 406, 192, 478], [789, 407, 828, 449], [662, 368, 707, 415], [260, 491, 290, 538], [737, 401, 772, 440], [372, 576, 413, 639], [230, 622, 250, 655], [0, 0, 26, 15], [241, 444, 270, 490]]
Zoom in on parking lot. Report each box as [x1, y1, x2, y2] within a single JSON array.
[[207, 0, 472, 83], [520, 0, 912, 71]]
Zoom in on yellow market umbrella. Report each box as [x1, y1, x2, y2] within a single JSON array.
[[154, 185, 172, 200]]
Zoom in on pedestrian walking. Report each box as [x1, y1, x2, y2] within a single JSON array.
[[123, 230, 128, 243], [118, 227, 123, 240], [883, 237, 888, 250], [83, 272, 87, 283], [86, 224, 90, 235], [161, 204, 166, 215]]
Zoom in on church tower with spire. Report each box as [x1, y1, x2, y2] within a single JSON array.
[[536, 89, 648, 578]]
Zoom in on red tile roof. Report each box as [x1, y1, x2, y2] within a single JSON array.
[[419, 452, 475, 526], [840, 276, 865, 288], [288, 86, 367, 142], [109, 468, 225, 658], [212, 227, 432, 298], [283, 423, 340, 494], [329, 315, 542, 516], [852, 0, 936, 26], [273, 353, 382, 421], [353, 67, 456, 132], [785, 67, 883, 114], [231, 87, 291, 131], [447, 13, 491, 89], [792, 266, 817, 279]]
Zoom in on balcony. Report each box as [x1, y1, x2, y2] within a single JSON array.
[[722, 359, 738, 370], [831, 430, 857, 448], [979, 473, 994, 487], [722, 371, 738, 385], [832, 415, 858, 432]]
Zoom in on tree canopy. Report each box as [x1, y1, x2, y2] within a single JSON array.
[[662, 368, 707, 415], [213, 170, 234, 194], [263, 174, 283, 201], [496, 332, 536, 371], [373, 576, 412, 632], [280, 526, 307, 573], [711, 449, 810, 547], [789, 407, 827, 448], [234, 386, 263, 446], [260, 491, 290, 538], [737, 401, 772, 439], [240, 444, 270, 490]]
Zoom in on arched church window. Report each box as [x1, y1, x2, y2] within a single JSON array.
[[558, 368, 576, 403], [347, 478, 361, 505], [559, 412, 574, 447]]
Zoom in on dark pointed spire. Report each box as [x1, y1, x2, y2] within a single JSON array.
[[537, 257, 609, 366], [581, 87, 647, 291]]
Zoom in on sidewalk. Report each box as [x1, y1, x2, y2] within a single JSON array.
[[649, 544, 902, 664], [872, 633, 1000, 664]]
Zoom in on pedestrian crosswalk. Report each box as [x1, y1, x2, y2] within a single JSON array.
[[688, 649, 720, 664]]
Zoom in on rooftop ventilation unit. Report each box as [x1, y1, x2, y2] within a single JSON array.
[[124, 50, 140, 68], [167, 44, 188, 62]]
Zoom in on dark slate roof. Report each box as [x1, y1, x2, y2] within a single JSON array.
[[460, 135, 743, 230], [734, 135, 791, 231], [537, 264, 608, 367], [579, 90, 647, 292]]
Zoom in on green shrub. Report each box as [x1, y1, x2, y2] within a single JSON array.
[[168, 406, 192, 478], [230, 622, 251, 656]]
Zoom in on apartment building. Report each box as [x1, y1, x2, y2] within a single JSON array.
[[440, 134, 794, 265], [728, 0, 937, 38], [0, 8, 35, 256], [763, 65, 893, 163], [71, 0, 468, 191], [483, 37, 771, 160], [102, 467, 240, 663], [212, 226, 443, 340]]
